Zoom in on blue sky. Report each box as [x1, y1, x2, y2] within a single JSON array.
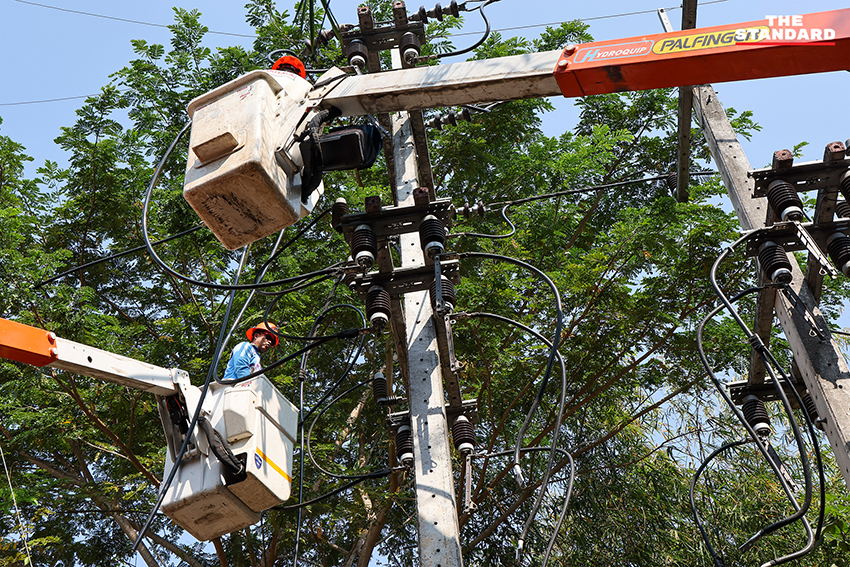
[[1, 2, 848, 564], [1, 0, 847, 176]]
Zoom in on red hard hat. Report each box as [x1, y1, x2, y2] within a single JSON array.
[[272, 55, 307, 79], [247, 322, 279, 347]]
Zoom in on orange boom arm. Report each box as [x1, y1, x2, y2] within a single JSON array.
[[554, 8, 850, 97]]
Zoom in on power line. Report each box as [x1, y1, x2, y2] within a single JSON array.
[[448, 0, 730, 38], [0, 89, 132, 107], [0, 440, 33, 566], [12, 0, 256, 38]]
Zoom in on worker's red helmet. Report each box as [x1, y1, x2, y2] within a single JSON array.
[[247, 322, 279, 347], [272, 55, 307, 79]]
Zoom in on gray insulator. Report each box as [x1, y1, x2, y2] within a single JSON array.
[[758, 241, 793, 284], [343, 257, 358, 290], [352, 224, 377, 271], [372, 371, 388, 404], [419, 215, 447, 258], [331, 198, 349, 232], [827, 232, 850, 277], [840, 171, 850, 202], [429, 275, 456, 312], [395, 425, 414, 467], [742, 395, 771, 437], [365, 285, 391, 330], [766, 179, 804, 222], [801, 392, 823, 431], [452, 414, 475, 454], [836, 200, 850, 220]]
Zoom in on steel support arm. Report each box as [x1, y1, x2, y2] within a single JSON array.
[[320, 9, 849, 118], [0, 318, 178, 396], [322, 51, 563, 116]]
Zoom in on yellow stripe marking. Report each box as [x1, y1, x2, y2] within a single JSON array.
[[256, 447, 292, 482]]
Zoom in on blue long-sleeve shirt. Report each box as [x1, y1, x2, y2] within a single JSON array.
[[223, 341, 262, 381]]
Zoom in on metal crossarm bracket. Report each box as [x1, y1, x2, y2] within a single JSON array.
[[346, 260, 460, 299], [750, 158, 850, 198]]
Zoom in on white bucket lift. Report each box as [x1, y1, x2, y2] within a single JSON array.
[[158, 374, 298, 541], [183, 69, 323, 250]]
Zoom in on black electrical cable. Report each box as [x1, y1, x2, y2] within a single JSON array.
[[182, 206, 336, 384], [216, 336, 336, 386], [272, 467, 392, 510], [306, 378, 390, 480], [261, 280, 372, 343], [300, 305, 368, 423], [197, 415, 244, 474], [486, 170, 716, 210], [691, 439, 752, 567], [460, 312, 567, 560], [435, 0, 497, 59], [541, 449, 574, 567], [213, 229, 290, 385], [450, 204, 515, 239], [254, 207, 334, 295], [696, 283, 821, 566], [698, 279, 815, 564], [286, 392, 394, 522], [285, 311, 373, 554], [34, 224, 204, 288], [294, 281, 348, 567], [701, 239, 825, 565], [709, 245, 815, 548], [457, 253, 563, 488], [131, 239, 251, 554], [262, 272, 340, 303], [471, 446, 575, 567]]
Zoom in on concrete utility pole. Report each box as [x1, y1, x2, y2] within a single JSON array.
[[658, 1, 850, 490], [389, 53, 465, 567]]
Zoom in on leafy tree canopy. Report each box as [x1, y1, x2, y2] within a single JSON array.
[[1, 3, 848, 567]]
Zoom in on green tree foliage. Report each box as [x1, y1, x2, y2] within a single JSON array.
[[1, 3, 848, 566]]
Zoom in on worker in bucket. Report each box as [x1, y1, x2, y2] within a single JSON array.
[[223, 322, 279, 381]]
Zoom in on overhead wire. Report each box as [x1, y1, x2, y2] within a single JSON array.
[[450, 204, 515, 240], [696, 286, 823, 565], [690, 438, 752, 567], [293, 281, 348, 567], [34, 224, 204, 288], [0, 440, 33, 567], [3, 2, 734, 106], [306, 377, 389, 480], [278, 369, 391, 512], [486, 170, 716, 210], [702, 283, 814, 563], [273, 466, 392, 510], [446, 0, 729, 38], [450, 171, 716, 239], [131, 237, 252, 555], [299, 305, 369, 423], [139, 121, 343, 293], [432, 0, 498, 60], [11, 0, 256, 37]]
